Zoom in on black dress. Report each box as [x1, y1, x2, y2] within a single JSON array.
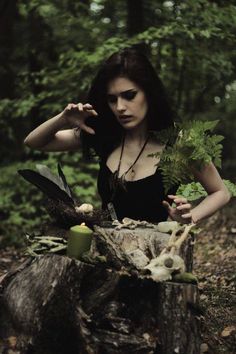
[[97, 160, 177, 223]]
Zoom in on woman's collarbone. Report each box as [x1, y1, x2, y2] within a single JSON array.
[[106, 143, 161, 180]]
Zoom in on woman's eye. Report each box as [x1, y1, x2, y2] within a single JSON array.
[[121, 91, 137, 100], [107, 95, 117, 104], [107, 90, 137, 104]]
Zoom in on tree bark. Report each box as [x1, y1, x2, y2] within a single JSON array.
[[0, 0, 17, 98], [0, 225, 200, 354]]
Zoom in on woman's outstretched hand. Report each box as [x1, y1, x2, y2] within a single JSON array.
[[162, 195, 194, 224], [62, 103, 98, 135]]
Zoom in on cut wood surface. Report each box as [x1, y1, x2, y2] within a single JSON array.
[[1, 224, 200, 354], [92, 224, 195, 272]]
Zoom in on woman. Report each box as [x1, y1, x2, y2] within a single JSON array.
[[24, 48, 230, 223]]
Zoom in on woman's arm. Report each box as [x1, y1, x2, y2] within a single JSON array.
[[163, 162, 231, 224], [189, 162, 231, 223], [24, 103, 98, 152]]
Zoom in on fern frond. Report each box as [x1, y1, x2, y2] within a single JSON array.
[[223, 180, 236, 197], [176, 179, 236, 201], [154, 120, 225, 193]]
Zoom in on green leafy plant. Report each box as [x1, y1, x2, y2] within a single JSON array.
[[176, 179, 236, 202], [151, 120, 225, 193], [150, 119, 236, 200]]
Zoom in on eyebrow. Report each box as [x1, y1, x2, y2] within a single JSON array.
[[107, 89, 137, 96]]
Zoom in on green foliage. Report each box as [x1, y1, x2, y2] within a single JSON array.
[[177, 182, 207, 201], [153, 120, 224, 192], [25, 235, 67, 257], [0, 161, 49, 246], [223, 180, 236, 197], [1, 0, 236, 163], [0, 0, 236, 246], [177, 179, 236, 203]]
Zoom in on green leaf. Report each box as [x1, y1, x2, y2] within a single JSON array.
[[156, 120, 224, 192]]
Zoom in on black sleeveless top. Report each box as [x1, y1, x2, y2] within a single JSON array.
[[97, 160, 177, 223]]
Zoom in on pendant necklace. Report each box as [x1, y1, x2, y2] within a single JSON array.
[[110, 134, 149, 196]]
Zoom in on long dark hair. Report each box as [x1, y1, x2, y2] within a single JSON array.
[[81, 47, 176, 159]]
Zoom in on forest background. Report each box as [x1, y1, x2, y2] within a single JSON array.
[[0, 0, 236, 246]]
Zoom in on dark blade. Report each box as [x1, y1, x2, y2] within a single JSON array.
[[18, 169, 75, 205], [107, 202, 118, 221]]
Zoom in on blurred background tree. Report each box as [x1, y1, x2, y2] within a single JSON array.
[[0, 0, 235, 245]]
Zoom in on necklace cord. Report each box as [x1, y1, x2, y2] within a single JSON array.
[[116, 135, 125, 176], [117, 135, 149, 180], [109, 134, 149, 201]]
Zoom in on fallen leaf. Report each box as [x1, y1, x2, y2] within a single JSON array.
[[0, 257, 12, 263], [221, 326, 236, 338], [200, 294, 208, 301], [6, 336, 17, 348]]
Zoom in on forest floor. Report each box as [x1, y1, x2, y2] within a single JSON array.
[[0, 201, 235, 354], [193, 199, 236, 354]]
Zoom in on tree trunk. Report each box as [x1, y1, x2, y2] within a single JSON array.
[[126, 0, 144, 36], [0, 225, 200, 354], [0, 0, 17, 99]]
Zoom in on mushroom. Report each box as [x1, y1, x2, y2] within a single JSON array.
[[75, 203, 94, 214]]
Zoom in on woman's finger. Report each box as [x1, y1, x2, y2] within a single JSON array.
[[174, 197, 188, 204], [77, 102, 83, 111], [176, 203, 192, 211], [167, 194, 176, 200], [167, 195, 188, 204], [162, 200, 172, 211], [83, 104, 98, 116], [77, 103, 98, 117], [79, 122, 95, 135], [85, 109, 98, 116], [83, 103, 93, 109], [66, 103, 73, 110], [181, 213, 192, 219]]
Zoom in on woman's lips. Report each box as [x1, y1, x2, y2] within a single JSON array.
[[119, 115, 132, 121]]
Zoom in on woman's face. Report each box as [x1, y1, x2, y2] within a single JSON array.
[[107, 77, 148, 131]]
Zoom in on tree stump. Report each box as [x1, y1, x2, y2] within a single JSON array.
[[0, 224, 200, 354]]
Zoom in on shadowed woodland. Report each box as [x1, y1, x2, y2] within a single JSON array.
[[0, 1, 236, 353]]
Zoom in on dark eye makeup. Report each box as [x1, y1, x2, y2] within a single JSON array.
[[107, 90, 138, 103], [121, 90, 137, 100]]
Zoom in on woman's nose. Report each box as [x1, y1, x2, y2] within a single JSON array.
[[116, 97, 126, 112]]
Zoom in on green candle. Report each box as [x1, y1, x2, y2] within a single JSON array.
[[67, 223, 93, 260]]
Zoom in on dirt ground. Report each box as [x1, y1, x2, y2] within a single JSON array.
[[193, 199, 236, 354], [0, 201, 235, 354]]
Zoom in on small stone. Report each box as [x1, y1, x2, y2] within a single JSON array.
[[200, 294, 208, 301], [200, 343, 209, 353], [142, 332, 150, 340]]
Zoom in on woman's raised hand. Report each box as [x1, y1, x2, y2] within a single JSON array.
[[62, 103, 98, 135], [162, 195, 194, 224]]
